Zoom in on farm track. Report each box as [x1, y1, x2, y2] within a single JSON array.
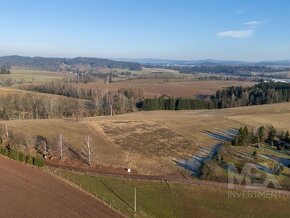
[[0, 156, 123, 218]]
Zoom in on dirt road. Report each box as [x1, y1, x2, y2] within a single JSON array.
[[0, 156, 122, 218]]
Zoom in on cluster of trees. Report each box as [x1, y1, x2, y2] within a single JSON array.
[[0, 66, 11, 74], [0, 86, 144, 120], [0, 93, 85, 120], [232, 125, 290, 147], [139, 82, 290, 111], [23, 81, 144, 116]]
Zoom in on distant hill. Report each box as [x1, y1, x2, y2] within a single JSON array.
[[116, 58, 290, 67], [0, 55, 142, 71]]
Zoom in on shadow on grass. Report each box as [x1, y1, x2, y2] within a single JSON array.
[[98, 179, 134, 211]]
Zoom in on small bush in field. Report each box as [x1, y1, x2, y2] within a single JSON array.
[[19, 152, 26, 162], [26, 155, 33, 165], [33, 156, 45, 167]]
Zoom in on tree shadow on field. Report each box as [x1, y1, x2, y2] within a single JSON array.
[[98, 180, 134, 210], [68, 147, 83, 161], [201, 128, 238, 142]]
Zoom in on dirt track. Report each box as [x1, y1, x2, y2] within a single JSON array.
[[0, 157, 122, 218]]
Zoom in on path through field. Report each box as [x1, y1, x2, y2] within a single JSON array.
[[0, 157, 122, 218]]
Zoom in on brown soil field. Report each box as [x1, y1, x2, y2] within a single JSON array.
[[0, 156, 122, 218], [74, 79, 255, 98]]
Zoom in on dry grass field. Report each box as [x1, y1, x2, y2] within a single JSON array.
[[3, 68, 66, 83], [74, 79, 255, 98], [2, 102, 290, 175]]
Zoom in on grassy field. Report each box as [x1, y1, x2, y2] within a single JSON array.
[[1, 68, 66, 83], [54, 169, 290, 218]]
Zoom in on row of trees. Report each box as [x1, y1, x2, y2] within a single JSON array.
[[232, 125, 290, 147], [141, 97, 210, 111], [139, 82, 290, 111]]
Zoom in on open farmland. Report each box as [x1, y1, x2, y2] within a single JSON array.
[[0, 156, 121, 218], [3, 68, 66, 83], [74, 79, 255, 98], [2, 102, 290, 176]]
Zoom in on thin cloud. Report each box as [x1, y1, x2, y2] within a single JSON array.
[[244, 20, 265, 26], [217, 30, 254, 39]]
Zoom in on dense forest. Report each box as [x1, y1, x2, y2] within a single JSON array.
[[0, 56, 142, 71], [140, 82, 290, 110]]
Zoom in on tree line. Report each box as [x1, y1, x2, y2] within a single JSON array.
[[140, 97, 210, 111], [139, 82, 290, 111]]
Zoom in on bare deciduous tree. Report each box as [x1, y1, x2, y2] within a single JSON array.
[[81, 135, 93, 166], [59, 133, 64, 160]]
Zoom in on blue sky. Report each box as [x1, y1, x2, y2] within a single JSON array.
[[0, 0, 289, 61]]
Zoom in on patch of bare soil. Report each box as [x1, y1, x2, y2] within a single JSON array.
[[0, 156, 122, 218]]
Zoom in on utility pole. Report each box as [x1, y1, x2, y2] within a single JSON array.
[[134, 187, 137, 212]]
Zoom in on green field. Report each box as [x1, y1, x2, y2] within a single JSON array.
[[53, 169, 290, 218]]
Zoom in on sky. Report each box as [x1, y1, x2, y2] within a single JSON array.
[[0, 0, 289, 61]]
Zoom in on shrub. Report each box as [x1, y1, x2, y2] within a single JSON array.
[[33, 155, 45, 167], [8, 150, 20, 161], [0, 146, 5, 154], [19, 152, 26, 162], [26, 155, 33, 165]]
